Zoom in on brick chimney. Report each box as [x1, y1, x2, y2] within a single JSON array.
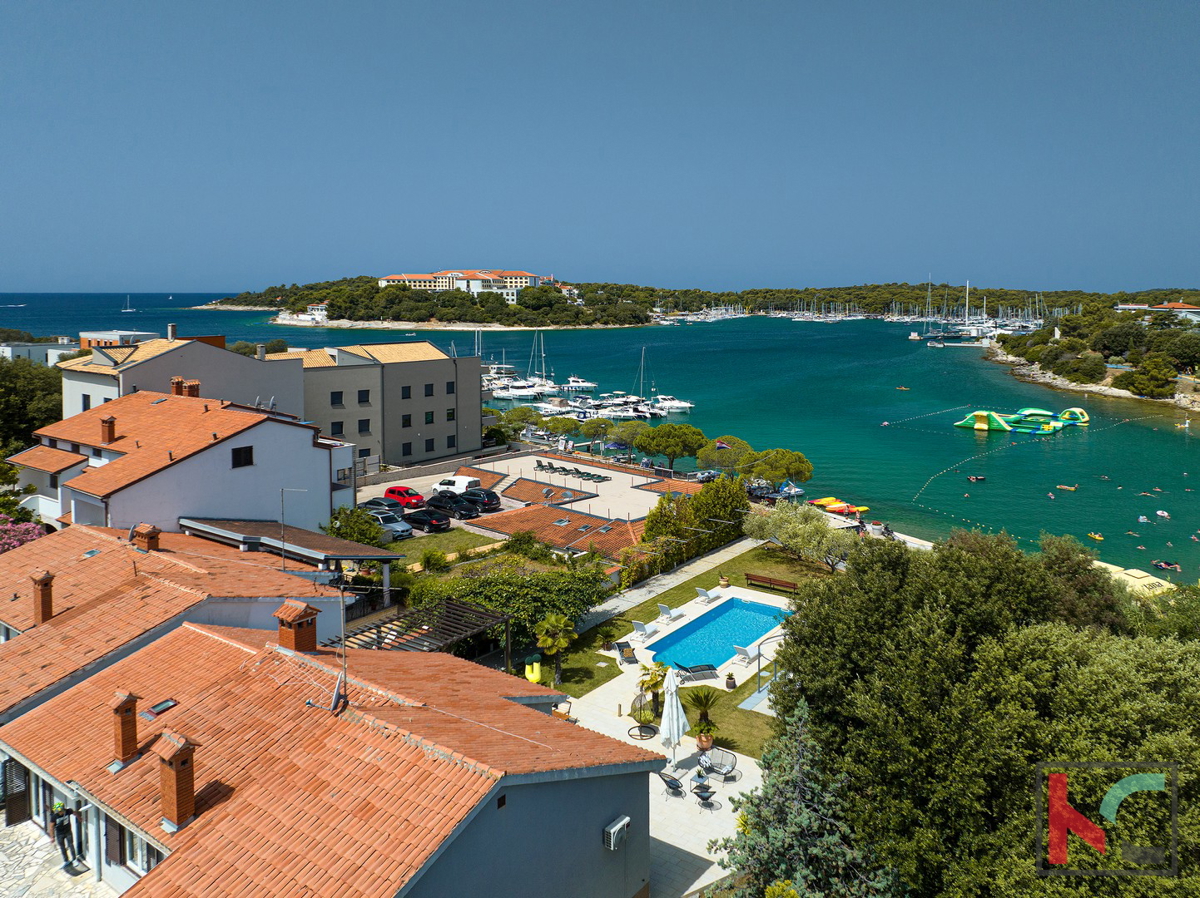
[[153, 730, 199, 832], [31, 570, 53, 625], [132, 523, 161, 552], [183, 380, 200, 398], [111, 691, 141, 767], [100, 415, 116, 444], [170, 376, 185, 396], [272, 599, 322, 653]]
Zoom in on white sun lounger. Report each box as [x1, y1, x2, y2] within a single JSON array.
[[734, 644, 761, 666], [657, 604, 686, 623], [632, 620, 660, 642], [695, 587, 722, 604]]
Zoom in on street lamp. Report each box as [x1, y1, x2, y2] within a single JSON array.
[[280, 488, 307, 571]]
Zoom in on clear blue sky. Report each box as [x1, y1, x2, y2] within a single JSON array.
[[2, 1, 1197, 294]]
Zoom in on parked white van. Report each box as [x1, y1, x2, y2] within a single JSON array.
[[433, 475, 482, 496]]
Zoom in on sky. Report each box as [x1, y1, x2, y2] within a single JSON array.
[[2, 1, 1198, 294]]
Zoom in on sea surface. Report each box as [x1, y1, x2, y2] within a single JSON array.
[[3, 292, 1198, 576]]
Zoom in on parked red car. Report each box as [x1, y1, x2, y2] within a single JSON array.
[[383, 485, 426, 509]]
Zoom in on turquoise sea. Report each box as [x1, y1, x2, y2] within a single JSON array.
[[3, 293, 1198, 577]]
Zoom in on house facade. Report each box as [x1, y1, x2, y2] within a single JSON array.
[[10, 388, 353, 532], [58, 334, 305, 418], [378, 269, 543, 303], [265, 341, 483, 468]]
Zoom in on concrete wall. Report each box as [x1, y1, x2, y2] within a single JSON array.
[[405, 771, 652, 898], [303, 360, 383, 463], [377, 355, 482, 466], [61, 369, 121, 417], [106, 420, 336, 532]]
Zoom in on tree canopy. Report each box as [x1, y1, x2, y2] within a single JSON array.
[[633, 422, 707, 470], [0, 357, 63, 456]]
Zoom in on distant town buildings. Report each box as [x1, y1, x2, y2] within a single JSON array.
[[378, 269, 544, 303], [1114, 301, 1200, 323], [0, 338, 80, 366]]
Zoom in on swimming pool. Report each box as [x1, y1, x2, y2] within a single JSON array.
[[650, 599, 791, 669]]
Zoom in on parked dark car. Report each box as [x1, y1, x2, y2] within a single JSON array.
[[402, 508, 452, 533], [426, 492, 481, 520], [457, 487, 502, 512], [358, 496, 406, 513]]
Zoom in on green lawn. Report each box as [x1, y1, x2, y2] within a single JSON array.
[[389, 528, 499, 558]]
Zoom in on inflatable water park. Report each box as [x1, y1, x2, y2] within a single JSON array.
[[953, 407, 1090, 434]]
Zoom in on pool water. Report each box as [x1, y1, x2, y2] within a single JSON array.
[[650, 599, 791, 669]]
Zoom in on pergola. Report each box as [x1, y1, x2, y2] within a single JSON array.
[[322, 599, 513, 671]]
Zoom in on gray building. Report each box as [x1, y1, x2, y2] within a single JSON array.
[[0, 340, 81, 366], [266, 342, 482, 468]]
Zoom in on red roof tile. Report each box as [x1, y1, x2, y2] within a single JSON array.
[[6, 445, 89, 474], [501, 477, 593, 506], [471, 505, 643, 559]]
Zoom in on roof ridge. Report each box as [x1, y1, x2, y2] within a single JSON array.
[[180, 621, 265, 653]]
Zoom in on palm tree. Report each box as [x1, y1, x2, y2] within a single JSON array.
[[534, 613, 578, 685], [638, 660, 670, 717]]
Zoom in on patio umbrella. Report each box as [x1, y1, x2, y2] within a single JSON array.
[[660, 667, 689, 768]]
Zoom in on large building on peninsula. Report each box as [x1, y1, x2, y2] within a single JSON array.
[[378, 269, 543, 303]]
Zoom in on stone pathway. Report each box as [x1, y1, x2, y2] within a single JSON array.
[[0, 821, 109, 897]]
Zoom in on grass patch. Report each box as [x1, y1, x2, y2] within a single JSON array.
[[535, 626, 624, 698], [390, 528, 499, 558]]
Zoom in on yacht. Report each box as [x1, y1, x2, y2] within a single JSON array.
[[651, 394, 694, 411], [558, 375, 597, 392]]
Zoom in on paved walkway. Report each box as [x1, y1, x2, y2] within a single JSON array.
[[0, 821, 108, 897]]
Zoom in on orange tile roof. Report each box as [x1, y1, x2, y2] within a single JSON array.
[[263, 348, 336, 368], [56, 338, 191, 376], [0, 525, 335, 718], [472, 504, 643, 559], [342, 342, 449, 363], [7, 445, 89, 474], [0, 623, 661, 897], [25, 391, 284, 498], [1150, 302, 1200, 310], [501, 477, 594, 506], [454, 465, 505, 490]]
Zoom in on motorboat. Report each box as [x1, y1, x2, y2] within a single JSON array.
[[558, 375, 597, 392], [651, 394, 694, 411]]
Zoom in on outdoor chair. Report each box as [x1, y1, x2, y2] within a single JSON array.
[[698, 748, 739, 783], [734, 644, 761, 666], [535, 460, 547, 471], [552, 701, 577, 724], [695, 587, 722, 604], [676, 663, 719, 684], [632, 621, 660, 643], [595, 475, 612, 483], [657, 603, 686, 624], [657, 771, 686, 797], [614, 641, 638, 665]]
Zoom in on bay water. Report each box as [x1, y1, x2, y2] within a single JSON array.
[[3, 293, 1196, 576]]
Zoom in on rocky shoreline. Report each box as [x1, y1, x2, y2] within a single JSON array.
[[986, 346, 1200, 412]]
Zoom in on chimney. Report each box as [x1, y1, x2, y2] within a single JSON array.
[[31, 570, 53, 625], [184, 380, 200, 398], [170, 376, 185, 396], [100, 415, 116, 444], [167, 323, 177, 342], [272, 599, 322, 653], [255, 344, 266, 360], [153, 730, 198, 832], [132, 523, 161, 552], [111, 691, 141, 767]]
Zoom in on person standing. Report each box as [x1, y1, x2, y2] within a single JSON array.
[[51, 802, 77, 867]]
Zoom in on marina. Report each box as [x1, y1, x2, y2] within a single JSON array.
[[1, 293, 1197, 574]]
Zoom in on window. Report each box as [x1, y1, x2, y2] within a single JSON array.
[[141, 698, 178, 720], [424, 383, 434, 397], [358, 389, 370, 404], [231, 446, 254, 468], [330, 391, 344, 407], [447, 435, 456, 448], [358, 447, 370, 458], [402, 414, 411, 428], [553, 519, 570, 526], [330, 421, 344, 437], [446, 408, 456, 422], [92, 447, 102, 458], [49, 474, 58, 489], [71, 443, 80, 454], [446, 381, 455, 395], [81, 394, 91, 411], [424, 438, 434, 452], [401, 385, 411, 400], [358, 419, 371, 434], [123, 828, 162, 875], [402, 442, 412, 457], [47, 439, 56, 449], [424, 411, 434, 425]]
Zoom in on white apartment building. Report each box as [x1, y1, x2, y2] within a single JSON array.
[[378, 269, 543, 303], [9, 387, 353, 533]]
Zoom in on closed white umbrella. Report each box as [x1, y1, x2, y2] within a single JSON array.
[[660, 667, 689, 768]]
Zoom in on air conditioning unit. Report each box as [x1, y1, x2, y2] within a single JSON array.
[[603, 815, 630, 851]]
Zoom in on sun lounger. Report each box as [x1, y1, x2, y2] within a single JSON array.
[[632, 621, 660, 643], [551, 701, 577, 724], [615, 641, 638, 665], [733, 644, 761, 666], [657, 603, 686, 624], [695, 587, 722, 604], [676, 663, 719, 684]]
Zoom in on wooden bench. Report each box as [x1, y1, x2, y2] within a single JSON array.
[[744, 572, 798, 595]]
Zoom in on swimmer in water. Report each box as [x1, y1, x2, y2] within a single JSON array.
[[1048, 492, 1055, 500]]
